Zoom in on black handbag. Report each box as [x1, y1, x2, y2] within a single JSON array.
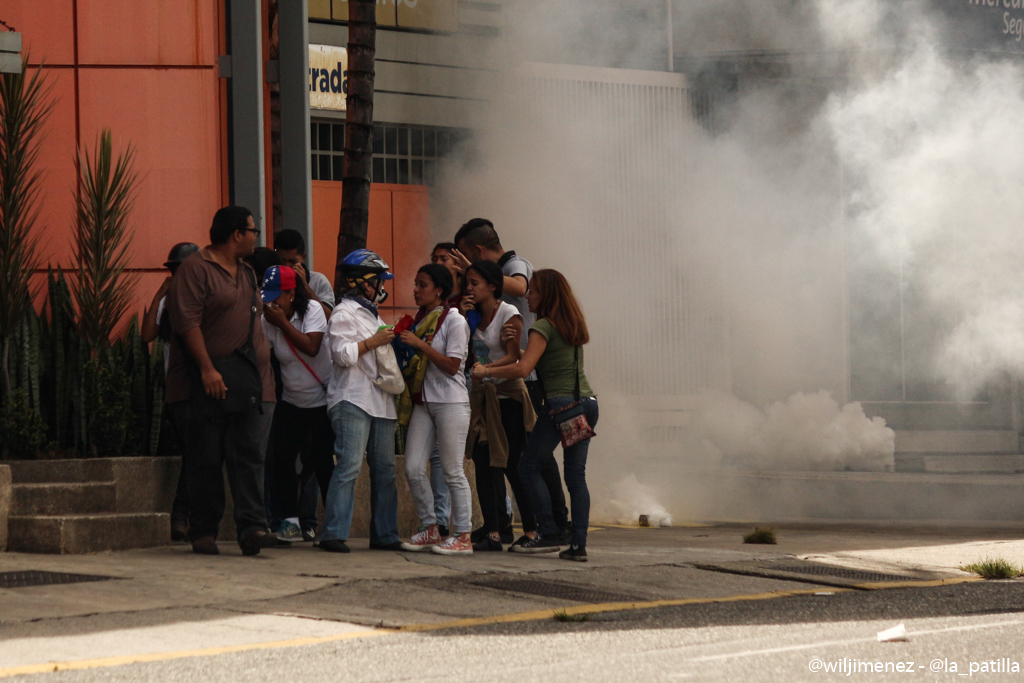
[[192, 270, 264, 416], [547, 346, 596, 448]]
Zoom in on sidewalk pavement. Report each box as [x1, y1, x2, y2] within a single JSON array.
[[1, 522, 1022, 675]]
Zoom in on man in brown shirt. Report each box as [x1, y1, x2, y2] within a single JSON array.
[[166, 206, 279, 556]]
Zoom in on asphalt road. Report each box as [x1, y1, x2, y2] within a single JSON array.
[[5, 578, 1024, 682], [4, 525, 1024, 682]]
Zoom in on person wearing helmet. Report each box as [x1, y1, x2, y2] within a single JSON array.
[[141, 241, 200, 543], [319, 249, 403, 553]]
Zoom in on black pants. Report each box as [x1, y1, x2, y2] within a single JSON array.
[[186, 401, 275, 544], [167, 401, 192, 527], [525, 380, 569, 529], [472, 398, 537, 534], [272, 401, 336, 519]]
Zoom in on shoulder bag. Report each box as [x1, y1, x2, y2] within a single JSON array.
[[284, 334, 327, 393], [192, 269, 264, 416], [547, 346, 596, 448]]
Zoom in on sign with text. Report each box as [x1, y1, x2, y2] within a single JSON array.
[[317, 0, 458, 31], [309, 44, 348, 111], [332, 0, 398, 27], [932, 0, 1024, 51]]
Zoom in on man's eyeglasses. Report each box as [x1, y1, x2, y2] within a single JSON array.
[[241, 228, 261, 238]]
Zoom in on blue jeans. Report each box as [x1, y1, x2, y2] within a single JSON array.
[[321, 401, 399, 544], [518, 396, 599, 547], [429, 445, 451, 526]]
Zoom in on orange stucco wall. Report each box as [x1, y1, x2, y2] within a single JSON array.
[[8, 0, 225, 322], [10, 1, 430, 333], [312, 182, 430, 324]]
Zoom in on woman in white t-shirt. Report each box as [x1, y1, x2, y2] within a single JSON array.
[[464, 260, 538, 552], [260, 265, 336, 543], [396, 264, 473, 555]]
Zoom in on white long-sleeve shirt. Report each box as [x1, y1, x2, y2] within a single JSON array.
[[326, 297, 398, 419]]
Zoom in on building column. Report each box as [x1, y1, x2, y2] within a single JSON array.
[[229, 0, 267, 239], [278, 0, 314, 267]]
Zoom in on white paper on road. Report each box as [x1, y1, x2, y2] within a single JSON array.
[[876, 623, 908, 642]]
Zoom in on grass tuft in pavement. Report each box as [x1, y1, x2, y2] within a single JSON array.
[[552, 609, 591, 623], [959, 558, 1024, 580], [743, 527, 777, 545]]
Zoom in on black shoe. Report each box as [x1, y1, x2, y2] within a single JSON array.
[[470, 527, 489, 543], [507, 534, 531, 552], [438, 525, 450, 538], [171, 522, 188, 543], [301, 525, 317, 542], [319, 539, 350, 553], [473, 536, 503, 552], [191, 535, 219, 555], [559, 544, 588, 562], [556, 526, 573, 545], [368, 541, 403, 550], [510, 534, 561, 553], [499, 526, 515, 544], [240, 529, 280, 556]]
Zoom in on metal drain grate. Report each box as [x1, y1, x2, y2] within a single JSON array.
[[468, 576, 640, 604], [770, 566, 917, 583], [0, 571, 121, 589]]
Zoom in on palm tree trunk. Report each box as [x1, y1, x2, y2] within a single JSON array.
[[335, 0, 376, 292]]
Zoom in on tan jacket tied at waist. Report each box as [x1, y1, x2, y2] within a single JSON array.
[[465, 378, 537, 468]]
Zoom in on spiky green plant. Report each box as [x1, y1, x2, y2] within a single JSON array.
[[71, 129, 140, 357], [959, 558, 1023, 580], [743, 527, 777, 544], [0, 57, 53, 402]]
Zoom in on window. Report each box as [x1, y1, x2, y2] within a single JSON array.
[[311, 119, 467, 186], [310, 121, 345, 181]]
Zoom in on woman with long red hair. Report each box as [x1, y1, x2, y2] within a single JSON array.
[[471, 269, 598, 561]]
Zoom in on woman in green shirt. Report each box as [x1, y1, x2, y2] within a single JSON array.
[[471, 269, 598, 561]]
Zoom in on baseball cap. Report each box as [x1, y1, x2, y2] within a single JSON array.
[[261, 265, 297, 303]]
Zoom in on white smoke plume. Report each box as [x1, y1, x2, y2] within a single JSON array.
[[430, 0, 1024, 521], [698, 391, 895, 472]]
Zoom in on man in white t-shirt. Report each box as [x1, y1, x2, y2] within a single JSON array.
[[453, 218, 572, 543], [274, 228, 335, 311]]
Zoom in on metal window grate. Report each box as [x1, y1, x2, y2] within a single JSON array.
[[770, 566, 917, 583], [468, 576, 641, 604], [310, 119, 468, 185], [0, 571, 121, 589]]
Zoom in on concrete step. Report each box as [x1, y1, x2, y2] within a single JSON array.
[[894, 430, 1019, 454], [11, 482, 118, 516], [896, 453, 1024, 474], [7, 513, 170, 554], [666, 468, 1024, 523], [6, 459, 115, 484]]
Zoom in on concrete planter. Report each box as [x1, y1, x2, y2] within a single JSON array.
[[5, 457, 178, 554]]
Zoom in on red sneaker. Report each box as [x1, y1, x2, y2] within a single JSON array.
[[432, 534, 473, 555], [401, 526, 441, 552]]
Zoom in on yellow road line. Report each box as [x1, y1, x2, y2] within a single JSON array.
[[395, 587, 856, 632], [396, 576, 985, 632], [0, 630, 390, 679], [855, 576, 983, 590]]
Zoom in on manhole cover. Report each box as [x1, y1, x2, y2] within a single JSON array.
[[770, 566, 917, 583], [468, 576, 640, 604], [0, 571, 121, 589]]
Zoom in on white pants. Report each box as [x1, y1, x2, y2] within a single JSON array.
[[405, 401, 472, 533]]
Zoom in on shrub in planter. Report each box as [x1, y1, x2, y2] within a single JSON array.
[[0, 388, 46, 459]]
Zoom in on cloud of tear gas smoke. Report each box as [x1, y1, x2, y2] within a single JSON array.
[[698, 391, 895, 472], [430, 0, 1024, 522]]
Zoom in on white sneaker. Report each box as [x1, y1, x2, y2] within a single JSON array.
[[401, 526, 441, 552], [432, 534, 473, 555]]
